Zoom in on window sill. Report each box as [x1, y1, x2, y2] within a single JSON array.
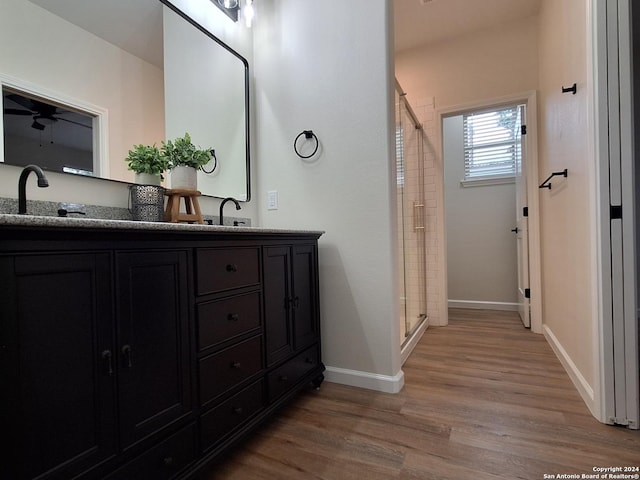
[[460, 176, 515, 188]]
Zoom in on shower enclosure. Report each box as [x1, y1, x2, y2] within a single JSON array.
[[395, 81, 428, 357]]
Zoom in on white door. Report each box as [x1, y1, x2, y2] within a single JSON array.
[[514, 105, 530, 328]]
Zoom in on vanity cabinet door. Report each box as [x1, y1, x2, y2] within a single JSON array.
[[292, 245, 319, 350], [263, 246, 294, 366], [115, 250, 193, 450], [263, 244, 319, 367], [0, 253, 117, 480]]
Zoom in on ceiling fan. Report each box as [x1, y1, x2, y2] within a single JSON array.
[[3, 93, 91, 131]]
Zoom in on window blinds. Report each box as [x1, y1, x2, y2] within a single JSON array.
[[463, 105, 522, 180]]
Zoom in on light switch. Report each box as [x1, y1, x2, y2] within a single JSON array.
[[267, 190, 278, 210]]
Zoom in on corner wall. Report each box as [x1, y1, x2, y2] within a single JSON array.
[[254, 0, 403, 391]]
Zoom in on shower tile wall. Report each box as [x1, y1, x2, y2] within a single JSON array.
[[412, 96, 442, 327]]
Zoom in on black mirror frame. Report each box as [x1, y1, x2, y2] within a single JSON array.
[[159, 0, 251, 202]]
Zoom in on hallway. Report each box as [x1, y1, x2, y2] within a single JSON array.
[[205, 309, 640, 479]]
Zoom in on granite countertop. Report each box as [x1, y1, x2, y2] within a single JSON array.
[[0, 214, 324, 236]]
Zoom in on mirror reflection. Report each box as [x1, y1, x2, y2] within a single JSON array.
[[0, 0, 250, 201], [3, 88, 94, 175]]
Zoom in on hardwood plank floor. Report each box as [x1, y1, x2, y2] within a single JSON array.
[[202, 309, 640, 479]]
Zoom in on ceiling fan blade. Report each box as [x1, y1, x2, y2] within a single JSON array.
[[56, 116, 92, 129], [4, 108, 33, 116], [5, 93, 37, 111]]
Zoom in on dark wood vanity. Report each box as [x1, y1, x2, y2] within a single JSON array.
[[0, 220, 324, 479]]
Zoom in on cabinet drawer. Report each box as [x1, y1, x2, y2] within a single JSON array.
[[267, 345, 319, 401], [200, 379, 265, 452], [104, 423, 197, 480], [197, 291, 261, 351], [196, 247, 260, 295], [199, 336, 263, 405]]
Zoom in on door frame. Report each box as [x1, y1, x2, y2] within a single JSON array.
[[436, 90, 542, 333], [592, 0, 639, 429]]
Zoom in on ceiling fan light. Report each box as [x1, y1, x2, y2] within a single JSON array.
[[34, 115, 56, 126], [31, 120, 45, 131]]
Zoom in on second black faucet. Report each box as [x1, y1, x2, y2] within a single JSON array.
[[219, 197, 241, 226]]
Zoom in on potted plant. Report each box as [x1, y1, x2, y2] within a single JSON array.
[[162, 132, 213, 190], [125, 143, 169, 186]]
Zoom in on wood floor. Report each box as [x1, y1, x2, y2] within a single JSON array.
[[202, 309, 640, 479]]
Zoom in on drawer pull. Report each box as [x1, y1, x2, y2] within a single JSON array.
[[305, 357, 314, 364], [121, 344, 133, 368], [101, 350, 113, 376], [227, 313, 240, 321], [226, 264, 238, 272], [233, 406, 243, 415], [279, 375, 288, 382], [231, 361, 242, 369], [162, 456, 174, 467]]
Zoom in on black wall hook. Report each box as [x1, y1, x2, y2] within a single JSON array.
[[562, 83, 577, 95], [294, 130, 319, 159], [539, 168, 568, 189]]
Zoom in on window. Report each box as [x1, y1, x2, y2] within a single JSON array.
[[462, 104, 523, 185]]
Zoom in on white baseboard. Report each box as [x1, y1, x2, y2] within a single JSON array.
[[448, 300, 519, 311], [401, 319, 429, 365], [324, 366, 405, 394], [543, 324, 597, 417]]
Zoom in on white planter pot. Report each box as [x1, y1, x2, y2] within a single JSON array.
[[134, 172, 161, 186], [170, 166, 198, 190]]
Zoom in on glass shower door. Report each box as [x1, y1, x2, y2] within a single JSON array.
[[395, 86, 428, 347]]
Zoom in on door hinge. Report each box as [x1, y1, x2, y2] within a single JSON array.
[[610, 205, 622, 219], [523, 207, 528, 217], [521, 125, 527, 135], [524, 288, 531, 299]]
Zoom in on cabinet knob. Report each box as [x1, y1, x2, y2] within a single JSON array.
[[279, 375, 288, 382], [231, 361, 242, 369], [305, 357, 314, 364], [226, 264, 238, 272], [233, 406, 243, 415], [227, 313, 240, 322], [163, 456, 174, 467]]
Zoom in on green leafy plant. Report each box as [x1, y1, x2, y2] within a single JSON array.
[[125, 144, 169, 180], [162, 132, 212, 169]]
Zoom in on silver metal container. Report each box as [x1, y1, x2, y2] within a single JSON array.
[[129, 185, 165, 222]]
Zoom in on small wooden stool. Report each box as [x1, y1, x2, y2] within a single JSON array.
[[164, 189, 204, 224]]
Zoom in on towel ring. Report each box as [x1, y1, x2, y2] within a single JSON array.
[[294, 130, 319, 159]]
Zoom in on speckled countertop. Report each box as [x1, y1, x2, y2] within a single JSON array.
[[0, 213, 324, 236]]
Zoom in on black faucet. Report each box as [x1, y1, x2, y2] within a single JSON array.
[[18, 165, 49, 214], [219, 197, 241, 225]]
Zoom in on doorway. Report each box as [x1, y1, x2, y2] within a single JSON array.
[[440, 95, 540, 330]]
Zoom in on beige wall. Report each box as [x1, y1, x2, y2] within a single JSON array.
[[537, 0, 596, 397], [395, 15, 539, 110]]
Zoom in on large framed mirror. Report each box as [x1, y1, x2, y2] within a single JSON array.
[[0, 0, 250, 201]]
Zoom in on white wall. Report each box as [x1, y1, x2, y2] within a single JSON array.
[[254, 0, 402, 390], [443, 115, 517, 307]]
